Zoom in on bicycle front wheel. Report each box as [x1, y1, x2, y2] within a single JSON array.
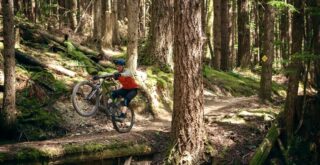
[[71, 81, 99, 117], [111, 106, 135, 133]]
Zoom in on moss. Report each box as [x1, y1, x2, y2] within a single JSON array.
[[64, 41, 100, 75], [64, 141, 138, 155], [204, 66, 286, 97], [16, 148, 47, 161], [0, 153, 7, 162]]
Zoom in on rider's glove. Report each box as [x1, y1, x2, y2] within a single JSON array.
[[113, 73, 121, 80], [92, 75, 100, 80]]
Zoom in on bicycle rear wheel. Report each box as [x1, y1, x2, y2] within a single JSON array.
[[71, 81, 99, 117], [111, 105, 135, 133]]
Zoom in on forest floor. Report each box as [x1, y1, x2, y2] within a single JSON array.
[[0, 89, 281, 165]]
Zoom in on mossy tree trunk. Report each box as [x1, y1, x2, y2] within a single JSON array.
[[146, 0, 174, 69], [127, 0, 140, 72], [170, 0, 204, 164], [259, 0, 275, 101], [285, 0, 304, 139], [1, 0, 17, 137]]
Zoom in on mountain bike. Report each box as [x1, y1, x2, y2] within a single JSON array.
[[71, 74, 135, 133]]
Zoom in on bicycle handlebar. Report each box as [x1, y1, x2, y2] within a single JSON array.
[[93, 73, 114, 80]]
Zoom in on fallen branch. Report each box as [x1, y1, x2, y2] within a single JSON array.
[[249, 124, 280, 165], [15, 49, 76, 77], [0, 131, 166, 164], [18, 23, 100, 56]]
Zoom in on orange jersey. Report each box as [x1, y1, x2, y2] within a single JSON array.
[[118, 69, 139, 89]]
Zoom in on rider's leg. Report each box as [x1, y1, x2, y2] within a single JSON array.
[[111, 88, 128, 101], [118, 89, 138, 118]]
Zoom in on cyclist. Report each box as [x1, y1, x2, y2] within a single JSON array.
[[98, 59, 139, 121]]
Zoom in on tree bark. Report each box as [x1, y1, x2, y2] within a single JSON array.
[[117, 0, 127, 20], [230, 0, 236, 69], [126, 0, 140, 72], [93, 0, 102, 49], [285, 0, 304, 139], [252, 0, 259, 66], [213, 0, 221, 69], [101, 0, 114, 49], [220, 0, 230, 71], [67, 0, 78, 30], [139, 0, 146, 38], [238, 0, 251, 68], [1, 0, 17, 136], [147, 0, 174, 69], [312, 0, 320, 93], [170, 0, 204, 164], [0, 131, 165, 164], [58, 0, 67, 28], [259, 0, 275, 101], [112, 0, 120, 46]]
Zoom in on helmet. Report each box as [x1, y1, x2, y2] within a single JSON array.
[[113, 59, 126, 66]]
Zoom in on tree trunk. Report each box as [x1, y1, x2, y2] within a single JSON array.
[[139, 0, 146, 38], [101, 0, 113, 49], [285, 0, 304, 139], [147, 0, 174, 69], [127, 0, 139, 72], [238, 0, 251, 68], [258, 1, 264, 65], [230, 0, 236, 69], [253, 0, 259, 66], [280, 3, 289, 69], [75, 0, 93, 34], [259, 0, 275, 101], [170, 0, 204, 164], [67, 0, 77, 30], [58, 0, 67, 28], [213, 0, 221, 69], [112, 0, 120, 46], [93, 0, 102, 49], [221, 0, 230, 71], [312, 0, 320, 93], [206, 0, 214, 62], [1, 0, 17, 136], [229, 1, 237, 69], [117, 0, 127, 20]]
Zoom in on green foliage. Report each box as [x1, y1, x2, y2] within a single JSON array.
[[16, 148, 46, 161], [16, 96, 65, 140], [64, 41, 99, 75], [15, 69, 67, 141], [204, 66, 286, 97], [287, 136, 317, 165], [0, 153, 7, 162], [146, 67, 173, 89], [268, 1, 297, 13], [31, 71, 68, 95]]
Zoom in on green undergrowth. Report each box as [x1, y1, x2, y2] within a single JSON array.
[[145, 67, 174, 111], [203, 66, 286, 97], [15, 67, 68, 141]]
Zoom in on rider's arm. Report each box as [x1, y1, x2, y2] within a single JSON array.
[[120, 69, 134, 77]]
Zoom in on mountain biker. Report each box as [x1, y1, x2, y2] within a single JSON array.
[[99, 59, 139, 121]]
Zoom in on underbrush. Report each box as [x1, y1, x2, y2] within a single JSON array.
[[203, 66, 287, 98]]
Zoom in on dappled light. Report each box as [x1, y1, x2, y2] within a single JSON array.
[[0, 0, 319, 164]]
